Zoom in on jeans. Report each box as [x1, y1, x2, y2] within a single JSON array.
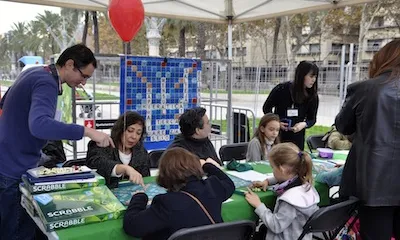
[[315, 166, 344, 187], [0, 173, 36, 240]]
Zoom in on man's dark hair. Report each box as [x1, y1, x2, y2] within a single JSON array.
[[56, 44, 97, 69], [179, 107, 206, 137]]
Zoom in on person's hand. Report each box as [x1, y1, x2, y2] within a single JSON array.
[[205, 158, 221, 168], [85, 127, 115, 148], [124, 166, 145, 188], [292, 122, 307, 133], [251, 180, 269, 191], [280, 122, 289, 131], [200, 159, 206, 166], [245, 187, 262, 208]]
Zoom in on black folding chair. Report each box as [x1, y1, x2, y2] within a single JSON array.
[[148, 149, 165, 169], [298, 198, 360, 240], [62, 158, 87, 167], [167, 220, 255, 240], [306, 134, 325, 153], [219, 142, 249, 162]]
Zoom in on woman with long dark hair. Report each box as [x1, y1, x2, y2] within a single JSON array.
[[263, 61, 319, 150], [335, 39, 400, 240], [86, 111, 150, 188]]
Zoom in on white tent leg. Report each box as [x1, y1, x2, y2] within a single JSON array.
[[228, 19, 233, 60]]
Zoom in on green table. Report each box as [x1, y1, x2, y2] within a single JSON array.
[[55, 164, 329, 240]]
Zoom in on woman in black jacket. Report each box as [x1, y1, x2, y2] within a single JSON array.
[[335, 39, 400, 240], [86, 111, 150, 188], [263, 61, 319, 150], [123, 147, 235, 240]]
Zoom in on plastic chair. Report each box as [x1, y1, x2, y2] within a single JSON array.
[[298, 198, 360, 240], [306, 134, 325, 152], [149, 149, 165, 169], [167, 220, 255, 240], [62, 158, 87, 167], [219, 142, 249, 162]]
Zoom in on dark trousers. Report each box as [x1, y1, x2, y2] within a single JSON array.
[[0, 173, 36, 240], [359, 205, 400, 240]]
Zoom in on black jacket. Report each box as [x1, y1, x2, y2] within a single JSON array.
[[263, 81, 319, 150], [335, 71, 400, 206], [86, 141, 150, 188], [123, 163, 235, 240], [168, 134, 222, 165]]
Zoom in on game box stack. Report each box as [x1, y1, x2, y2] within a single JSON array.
[[20, 166, 125, 231]]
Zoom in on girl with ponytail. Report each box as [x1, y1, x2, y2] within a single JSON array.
[[245, 142, 320, 240]]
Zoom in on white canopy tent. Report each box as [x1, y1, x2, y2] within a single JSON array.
[[1, 0, 378, 147], [2, 0, 378, 23], [2, 0, 378, 59]]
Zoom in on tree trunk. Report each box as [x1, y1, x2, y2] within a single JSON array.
[[92, 11, 99, 53], [196, 23, 206, 60], [82, 11, 89, 45], [127, 42, 132, 55], [178, 27, 186, 57], [283, 17, 295, 82], [272, 17, 281, 79], [356, 3, 381, 81], [122, 42, 132, 55]]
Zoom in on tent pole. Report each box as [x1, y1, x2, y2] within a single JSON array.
[[228, 19, 233, 60]]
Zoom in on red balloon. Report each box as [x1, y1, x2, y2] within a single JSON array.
[[108, 0, 145, 42]]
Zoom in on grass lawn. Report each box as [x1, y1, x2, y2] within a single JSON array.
[[0, 80, 13, 87], [76, 89, 118, 100], [215, 118, 330, 151]]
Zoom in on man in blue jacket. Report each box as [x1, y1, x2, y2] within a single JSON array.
[[0, 44, 114, 239]]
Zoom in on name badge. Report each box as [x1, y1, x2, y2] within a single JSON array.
[[287, 108, 298, 117]]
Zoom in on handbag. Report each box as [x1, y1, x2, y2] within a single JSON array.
[[181, 191, 216, 224]]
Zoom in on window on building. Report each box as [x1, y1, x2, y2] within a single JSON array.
[[331, 43, 343, 53], [372, 16, 384, 28], [367, 39, 383, 51], [236, 47, 247, 57], [186, 51, 196, 58], [310, 44, 320, 53]]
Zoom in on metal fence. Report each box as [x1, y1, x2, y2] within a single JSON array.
[[64, 46, 371, 159]]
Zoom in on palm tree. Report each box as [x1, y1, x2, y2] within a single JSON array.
[[25, 20, 44, 56], [9, 22, 28, 68], [36, 10, 62, 54], [82, 11, 89, 45], [92, 11, 100, 53], [164, 20, 195, 57]]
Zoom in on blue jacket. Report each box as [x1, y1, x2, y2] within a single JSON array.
[[0, 66, 84, 179], [123, 163, 235, 240]]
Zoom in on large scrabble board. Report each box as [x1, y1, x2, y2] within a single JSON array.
[[119, 56, 201, 150], [111, 182, 167, 206]]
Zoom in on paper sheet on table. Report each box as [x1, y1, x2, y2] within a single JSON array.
[[334, 150, 349, 155], [223, 198, 233, 204], [226, 170, 271, 182]]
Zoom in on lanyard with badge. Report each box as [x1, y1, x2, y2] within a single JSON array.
[[44, 64, 63, 96], [287, 87, 298, 118]]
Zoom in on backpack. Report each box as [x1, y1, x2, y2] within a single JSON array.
[[321, 125, 336, 148], [334, 217, 360, 240]]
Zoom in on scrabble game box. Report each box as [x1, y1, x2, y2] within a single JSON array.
[[22, 173, 106, 194], [32, 186, 125, 231]]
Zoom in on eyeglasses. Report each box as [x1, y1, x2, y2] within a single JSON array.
[[76, 68, 91, 79]]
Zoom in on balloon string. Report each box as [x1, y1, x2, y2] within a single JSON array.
[[123, 42, 128, 154]]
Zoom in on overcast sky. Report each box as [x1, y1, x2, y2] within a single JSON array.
[[0, 1, 60, 34]]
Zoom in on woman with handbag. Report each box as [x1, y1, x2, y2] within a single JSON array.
[[123, 147, 235, 240]]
